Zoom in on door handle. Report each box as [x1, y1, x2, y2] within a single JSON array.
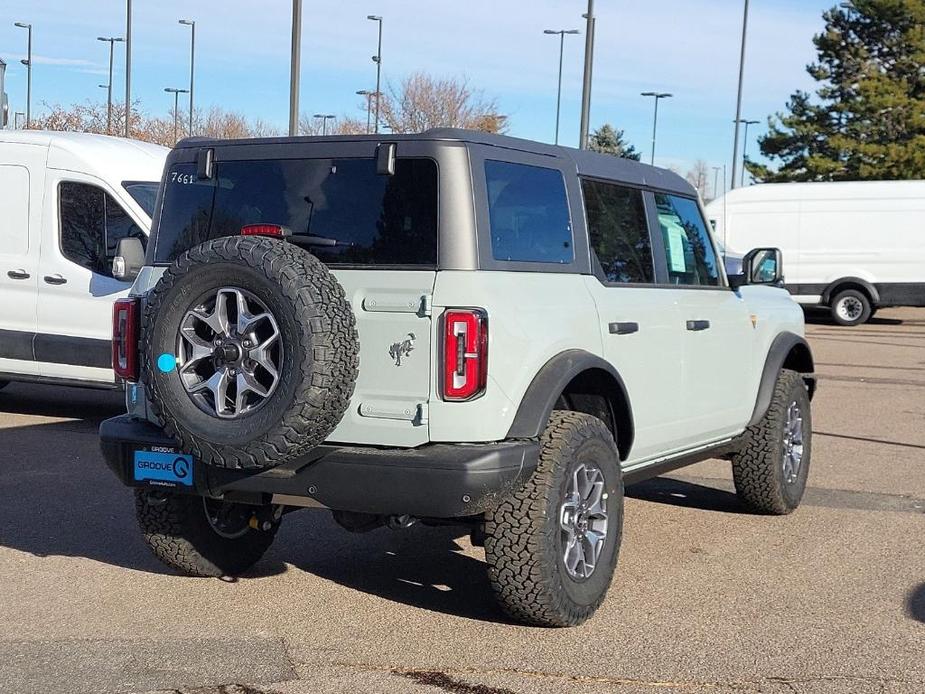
[[7, 269, 30, 280], [686, 319, 711, 331], [608, 321, 639, 335], [43, 274, 68, 286]]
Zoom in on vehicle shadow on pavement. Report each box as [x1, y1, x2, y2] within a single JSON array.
[[274, 511, 511, 624], [626, 476, 750, 514], [907, 583, 925, 624], [803, 309, 903, 326], [0, 384, 286, 579]]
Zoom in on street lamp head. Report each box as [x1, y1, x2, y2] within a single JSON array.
[[356, 89, 370, 96], [14, 22, 31, 29], [165, 87, 189, 94], [367, 15, 382, 21], [98, 84, 108, 89], [179, 19, 195, 26], [544, 29, 580, 35]]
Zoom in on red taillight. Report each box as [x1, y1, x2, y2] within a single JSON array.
[[442, 309, 488, 401], [241, 224, 289, 238], [112, 298, 139, 381]]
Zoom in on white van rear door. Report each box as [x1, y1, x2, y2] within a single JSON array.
[[0, 158, 40, 377]]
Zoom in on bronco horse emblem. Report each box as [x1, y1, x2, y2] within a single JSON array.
[[389, 333, 416, 366]]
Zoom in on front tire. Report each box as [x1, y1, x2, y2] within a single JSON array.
[[484, 411, 623, 627], [134, 490, 280, 576], [830, 289, 871, 326], [731, 369, 812, 515]]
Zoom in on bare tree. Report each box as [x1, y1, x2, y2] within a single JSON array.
[[379, 72, 507, 134], [30, 101, 281, 146], [685, 159, 711, 199]]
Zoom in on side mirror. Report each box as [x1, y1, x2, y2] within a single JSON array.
[[112, 237, 146, 282], [729, 247, 783, 289]]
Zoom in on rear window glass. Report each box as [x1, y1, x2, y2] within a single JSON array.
[[153, 158, 438, 267], [485, 160, 573, 264]]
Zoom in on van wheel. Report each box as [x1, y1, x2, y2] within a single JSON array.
[[731, 369, 812, 515], [134, 489, 280, 577], [830, 289, 871, 326], [484, 411, 623, 627]]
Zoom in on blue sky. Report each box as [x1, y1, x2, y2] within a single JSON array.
[[2, 0, 834, 190]]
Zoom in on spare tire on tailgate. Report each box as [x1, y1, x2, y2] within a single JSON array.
[[141, 236, 359, 470]]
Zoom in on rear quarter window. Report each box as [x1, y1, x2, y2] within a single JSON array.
[[485, 160, 573, 264]]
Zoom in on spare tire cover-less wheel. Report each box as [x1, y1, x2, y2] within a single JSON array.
[[141, 236, 358, 470]]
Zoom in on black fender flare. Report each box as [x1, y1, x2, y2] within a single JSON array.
[[748, 332, 816, 427], [506, 349, 634, 458], [823, 277, 880, 306]]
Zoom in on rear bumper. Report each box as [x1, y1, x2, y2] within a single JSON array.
[[99, 415, 538, 518]]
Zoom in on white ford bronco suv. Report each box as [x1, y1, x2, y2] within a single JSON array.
[[99, 129, 816, 627]]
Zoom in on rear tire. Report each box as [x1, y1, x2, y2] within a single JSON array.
[[484, 411, 623, 627], [134, 489, 279, 577], [731, 369, 812, 515], [830, 289, 871, 326]]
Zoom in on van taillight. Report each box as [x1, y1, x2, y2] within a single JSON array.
[[442, 309, 488, 401], [113, 298, 139, 381]]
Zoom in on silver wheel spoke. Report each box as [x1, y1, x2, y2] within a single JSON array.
[[176, 286, 283, 419], [559, 460, 609, 580]]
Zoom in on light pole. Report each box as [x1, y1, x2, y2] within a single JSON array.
[[543, 29, 580, 146], [165, 87, 189, 145], [641, 92, 672, 165], [578, 0, 595, 149], [14, 22, 32, 128], [313, 113, 336, 136], [731, 0, 750, 189], [289, 0, 302, 136], [179, 20, 195, 137], [97, 36, 124, 135], [14, 112, 25, 129], [356, 90, 376, 134], [367, 15, 383, 134], [735, 119, 759, 186], [712, 165, 722, 200], [125, 0, 132, 137]]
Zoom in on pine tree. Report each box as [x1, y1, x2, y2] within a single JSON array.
[[588, 124, 642, 160], [749, 0, 925, 182]]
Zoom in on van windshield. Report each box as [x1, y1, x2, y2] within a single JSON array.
[[152, 157, 438, 267]]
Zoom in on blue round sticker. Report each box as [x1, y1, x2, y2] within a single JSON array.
[[157, 353, 177, 373]]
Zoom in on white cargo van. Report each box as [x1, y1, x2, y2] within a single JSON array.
[[706, 181, 925, 325], [0, 131, 167, 389]]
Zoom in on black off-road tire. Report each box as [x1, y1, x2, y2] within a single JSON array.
[[142, 236, 358, 470], [731, 369, 812, 515], [830, 288, 871, 326], [134, 489, 279, 577], [484, 411, 624, 627]]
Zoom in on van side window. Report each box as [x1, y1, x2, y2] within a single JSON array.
[[59, 182, 146, 279], [654, 193, 720, 287], [581, 179, 654, 284], [485, 160, 573, 264]]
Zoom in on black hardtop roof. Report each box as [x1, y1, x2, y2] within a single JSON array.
[[175, 128, 695, 197]]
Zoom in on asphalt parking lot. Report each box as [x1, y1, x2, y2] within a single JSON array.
[[1, 308, 923, 694]]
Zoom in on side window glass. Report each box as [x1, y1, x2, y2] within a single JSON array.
[[582, 179, 654, 284], [59, 182, 146, 278], [59, 182, 106, 275], [654, 193, 720, 286], [105, 195, 147, 261], [485, 160, 573, 264]]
